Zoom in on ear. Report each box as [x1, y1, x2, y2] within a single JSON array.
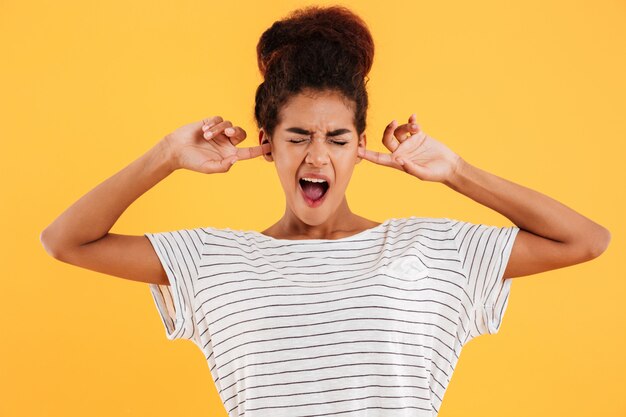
[[356, 131, 366, 164], [259, 129, 273, 162]]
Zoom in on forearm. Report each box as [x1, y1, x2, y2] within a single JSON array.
[[443, 157, 610, 247], [41, 139, 176, 253]]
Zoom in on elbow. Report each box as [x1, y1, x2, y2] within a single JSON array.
[[567, 227, 611, 262], [40, 229, 65, 259], [588, 227, 611, 259]]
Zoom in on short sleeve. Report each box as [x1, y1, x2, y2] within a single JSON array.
[[144, 227, 207, 343], [446, 218, 520, 340]]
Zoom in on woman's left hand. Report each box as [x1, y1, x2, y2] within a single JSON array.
[[358, 114, 463, 183]]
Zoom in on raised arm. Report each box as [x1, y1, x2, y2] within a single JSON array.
[[443, 157, 611, 279], [40, 116, 270, 285], [358, 115, 611, 280], [40, 136, 176, 284]]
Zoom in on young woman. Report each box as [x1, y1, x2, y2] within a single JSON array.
[[41, 5, 610, 417]]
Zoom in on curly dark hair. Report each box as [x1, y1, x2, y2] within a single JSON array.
[[254, 5, 375, 141]]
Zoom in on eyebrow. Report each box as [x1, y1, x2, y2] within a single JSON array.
[[285, 127, 352, 137]]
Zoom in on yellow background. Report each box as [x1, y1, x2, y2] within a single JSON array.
[[1, 0, 624, 416]]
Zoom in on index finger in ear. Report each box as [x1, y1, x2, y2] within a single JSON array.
[[235, 142, 272, 160], [358, 147, 395, 167]]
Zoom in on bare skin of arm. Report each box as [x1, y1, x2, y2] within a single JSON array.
[[443, 158, 611, 280], [40, 139, 176, 285], [40, 116, 270, 285], [358, 114, 611, 280]]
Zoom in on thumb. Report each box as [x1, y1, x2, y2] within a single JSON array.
[[223, 154, 238, 169], [201, 155, 238, 174], [396, 157, 426, 178]]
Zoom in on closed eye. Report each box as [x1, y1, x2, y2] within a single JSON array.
[[288, 139, 348, 146]]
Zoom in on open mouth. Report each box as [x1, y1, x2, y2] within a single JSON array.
[[299, 178, 330, 206]]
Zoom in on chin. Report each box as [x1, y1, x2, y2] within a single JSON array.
[[288, 199, 335, 226]]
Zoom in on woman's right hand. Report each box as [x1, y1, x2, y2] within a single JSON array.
[[163, 115, 272, 174]]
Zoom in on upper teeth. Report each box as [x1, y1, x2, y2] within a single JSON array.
[[302, 177, 327, 183]]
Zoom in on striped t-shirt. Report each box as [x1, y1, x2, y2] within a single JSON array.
[[145, 216, 519, 417]]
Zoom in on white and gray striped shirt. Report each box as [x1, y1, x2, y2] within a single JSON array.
[[145, 216, 519, 417]]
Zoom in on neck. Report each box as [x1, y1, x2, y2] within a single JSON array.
[[273, 196, 363, 240]]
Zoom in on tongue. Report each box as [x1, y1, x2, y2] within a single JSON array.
[[301, 181, 326, 201]]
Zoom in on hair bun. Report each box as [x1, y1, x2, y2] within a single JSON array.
[[254, 5, 374, 138], [256, 5, 374, 84]]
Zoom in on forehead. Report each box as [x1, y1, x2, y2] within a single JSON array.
[[278, 90, 355, 129]]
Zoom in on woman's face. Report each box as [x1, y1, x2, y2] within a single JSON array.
[[260, 89, 367, 226]]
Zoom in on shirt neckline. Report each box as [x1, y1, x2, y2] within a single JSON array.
[[233, 218, 394, 243]]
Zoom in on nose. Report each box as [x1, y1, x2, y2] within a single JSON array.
[[304, 138, 330, 166]]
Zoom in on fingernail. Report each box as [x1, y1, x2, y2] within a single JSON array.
[[225, 127, 234, 135], [202, 124, 209, 131], [411, 124, 419, 129]]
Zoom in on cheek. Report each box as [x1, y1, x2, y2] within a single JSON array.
[[273, 154, 300, 182], [333, 168, 357, 189]]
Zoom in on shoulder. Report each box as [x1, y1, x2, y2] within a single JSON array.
[[391, 216, 453, 231], [382, 217, 454, 248]]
